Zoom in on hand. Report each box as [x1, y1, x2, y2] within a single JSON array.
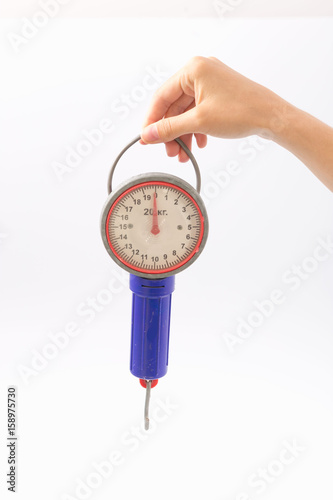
[[140, 55, 333, 191], [140, 55, 281, 162]]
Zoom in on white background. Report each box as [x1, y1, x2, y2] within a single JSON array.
[[0, 9, 333, 500], [1, 0, 333, 16]]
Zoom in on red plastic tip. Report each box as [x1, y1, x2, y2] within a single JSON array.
[[139, 379, 158, 389]]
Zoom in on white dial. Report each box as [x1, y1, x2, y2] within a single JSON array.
[[102, 177, 208, 277]]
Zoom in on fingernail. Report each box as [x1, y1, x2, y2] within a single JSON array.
[[141, 124, 159, 143]]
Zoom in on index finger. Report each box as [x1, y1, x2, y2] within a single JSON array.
[[141, 70, 186, 129]]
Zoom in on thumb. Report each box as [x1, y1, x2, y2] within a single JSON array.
[[141, 107, 199, 144]]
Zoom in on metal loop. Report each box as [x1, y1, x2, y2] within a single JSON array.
[[107, 135, 201, 195]]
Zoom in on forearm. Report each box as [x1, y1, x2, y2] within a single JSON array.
[[261, 95, 333, 191]]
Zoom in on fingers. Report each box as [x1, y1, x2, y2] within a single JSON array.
[[140, 99, 208, 160], [171, 100, 195, 162], [176, 128, 208, 161], [163, 93, 195, 157], [139, 57, 208, 157], [141, 69, 185, 130], [164, 133, 207, 162], [195, 133, 207, 148], [165, 100, 204, 162], [141, 105, 200, 144]]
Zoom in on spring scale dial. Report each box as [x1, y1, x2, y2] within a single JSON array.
[[102, 174, 208, 279]]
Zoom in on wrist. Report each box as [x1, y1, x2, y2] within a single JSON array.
[[257, 91, 297, 143]]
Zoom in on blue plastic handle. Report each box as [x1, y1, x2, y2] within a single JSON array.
[[129, 274, 175, 380]]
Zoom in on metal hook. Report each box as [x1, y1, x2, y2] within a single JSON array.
[[144, 379, 152, 430]]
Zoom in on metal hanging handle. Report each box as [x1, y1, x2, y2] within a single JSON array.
[[107, 134, 201, 195]]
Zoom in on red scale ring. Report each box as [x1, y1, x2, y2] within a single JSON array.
[[105, 181, 205, 275]]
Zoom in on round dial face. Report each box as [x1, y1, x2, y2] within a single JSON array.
[[101, 175, 208, 278]]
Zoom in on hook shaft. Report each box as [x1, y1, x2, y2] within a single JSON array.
[[144, 380, 152, 430]]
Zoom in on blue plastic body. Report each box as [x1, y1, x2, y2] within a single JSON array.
[[129, 274, 175, 380]]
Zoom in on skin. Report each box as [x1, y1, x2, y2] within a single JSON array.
[[140, 56, 333, 192]]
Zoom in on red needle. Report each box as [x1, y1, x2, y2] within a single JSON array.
[[151, 192, 160, 235]]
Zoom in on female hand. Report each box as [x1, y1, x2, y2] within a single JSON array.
[[140, 55, 333, 191], [140, 55, 280, 162]]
